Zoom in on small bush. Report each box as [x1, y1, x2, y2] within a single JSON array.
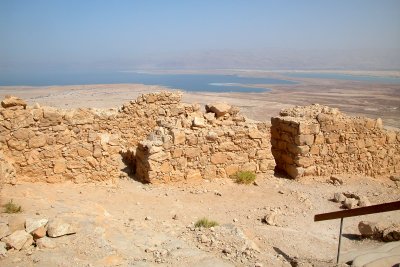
[[195, 217, 218, 228], [231, 171, 256, 184], [3, 199, 22, 213]]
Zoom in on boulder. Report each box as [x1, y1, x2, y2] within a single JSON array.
[[1, 230, 33, 250], [206, 103, 232, 118], [47, 219, 76, 237], [1, 96, 27, 108], [25, 218, 48, 233], [36, 236, 56, 249]]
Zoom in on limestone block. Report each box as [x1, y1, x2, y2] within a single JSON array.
[[7, 139, 26, 151], [295, 134, 314, 146], [248, 129, 263, 139], [2, 230, 32, 250], [1, 96, 27, 109], [53, 159, 67, 174], [224, 164, 239, 176], [205, 103, 232, 118], [184, 148, 201, 159], [171, 129, 185, 145], [192, 117, 206, 128], [285, 165, 304, 179], [186, 170, 202, 180], [294, 157, 314, 168], [211, 152, 229, 164]]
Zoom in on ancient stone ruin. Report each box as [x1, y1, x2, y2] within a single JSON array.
[[1, 94, 399, 184], [0, 93, 274, 184], [271, 104, 400, 178]]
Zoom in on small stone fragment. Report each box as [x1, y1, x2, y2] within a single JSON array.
[[329, 175, 343, 185], [262, 212, 277, 226], [333, 193, 346, 203], [343, 198, 358, 209], [199, 234, 210, 243]]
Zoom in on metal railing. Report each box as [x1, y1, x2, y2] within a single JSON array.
[[314, 200, 400, 264]]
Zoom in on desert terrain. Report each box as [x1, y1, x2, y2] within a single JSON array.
[[1, 74, 400, 266], [0, 73, 399, 129]]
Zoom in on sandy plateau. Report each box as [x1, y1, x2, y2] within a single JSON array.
[[0, 75, 400, 266]]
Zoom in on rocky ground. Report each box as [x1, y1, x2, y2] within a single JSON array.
[[1, 173, 399, 266]]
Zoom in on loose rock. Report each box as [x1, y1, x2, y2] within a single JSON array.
[[2, 230, 33, 250], [25, 218, 48, 233], [47, 219, 76, 237]]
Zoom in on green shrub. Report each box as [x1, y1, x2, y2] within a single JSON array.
[[195, 217, 218, 228], [231, 170, 256, 184], [3, 199, 22, 213]]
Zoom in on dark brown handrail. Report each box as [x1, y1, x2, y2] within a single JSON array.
[[314, 200, 400, 222]]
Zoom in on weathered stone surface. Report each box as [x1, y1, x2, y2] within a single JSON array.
[[358, 221, 378, 237], [344, 198, 358, 209], [333, 193, 346, 203], [0, 223, 10, 239], [28, 135, 47, 148], [271, 104, 400, 180], [32, 226, 46, 240], [171, 129, 185, 145], [206, 103, 232, 118], [2, 230, 33, 250], [358, 196, 371, 207], [8, 216, 25, 232], [0, 241, 6, 257], [1, 96, 27, 108], [53, 159, 67, 174], [211, 152, 229, 164], [192, 117, 206, 128], [47, 219, 76, 237], [36, 236, 57, 249], [25, 218, 48, 233], [262, 212, 277, 226]]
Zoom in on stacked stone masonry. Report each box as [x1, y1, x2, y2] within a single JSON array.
[[135, 104, 274, 183], [0, 93, 274, 184], [0, 93, 182, 183], [271, 104, 400, 179]]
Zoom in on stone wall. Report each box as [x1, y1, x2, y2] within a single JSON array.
[[0, 93, 183, 183], [135, 103, 274, 183], [271, 104, 400, 178]]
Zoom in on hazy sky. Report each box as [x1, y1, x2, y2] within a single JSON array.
[[1, 0, 400, 71]]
